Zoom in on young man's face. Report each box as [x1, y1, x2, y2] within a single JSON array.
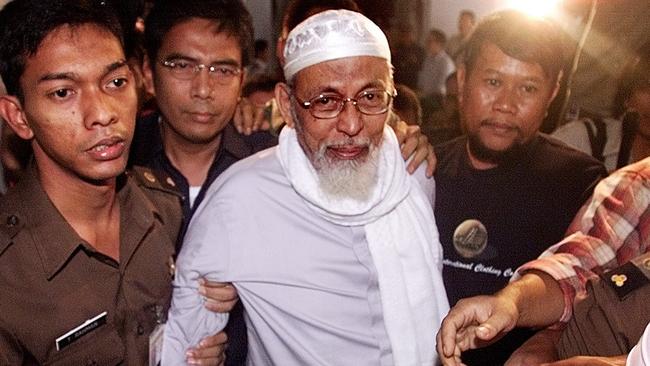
[[458, 42, 559, 164], [9, 23, 137, 183], [145, 17, 244, 146]]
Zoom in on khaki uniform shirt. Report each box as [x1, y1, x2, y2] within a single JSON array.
[[0, 166, 181, 365]]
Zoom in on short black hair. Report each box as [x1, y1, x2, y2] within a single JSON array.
[[393, 84, 422, 126], [144, 0, 253, 67], [0, 0, 123, 98], [460, 10, 565, 82], [460, 10, 476, 22], [282, 0, 360, 38], [254, 39, 269, 58], [242, 75, 280, 98], [428, 29, 447, 45], [613, 57, 650, 117]]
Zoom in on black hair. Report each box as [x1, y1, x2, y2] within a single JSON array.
[[428, 29, 447, 45], [0, 0, 123, 98], [254, 39, 269, 58], [281, 0, 360, 37], [105, 0, 145, 59], [242, 75, 280, 98], [393, 84, 422, 126], [144, 0, 253, 67], [613, 57, 650, 117], [460, 10, 565, 82], [459, 10, 476, 22]]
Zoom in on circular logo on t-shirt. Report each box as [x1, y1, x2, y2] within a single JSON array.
[[453, 219, 488, 258]]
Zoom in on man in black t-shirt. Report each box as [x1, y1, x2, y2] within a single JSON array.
[[433, 10, 607, 365]]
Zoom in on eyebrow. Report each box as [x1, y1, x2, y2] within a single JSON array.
[[38, 59, 128, 84], [305, 80, 389, 97], [162, 53, 241, 67], [482, 68, 545, 83]]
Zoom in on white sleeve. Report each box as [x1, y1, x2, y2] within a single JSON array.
[[161, 190, 233, 365], [627, 322, 650, 365]]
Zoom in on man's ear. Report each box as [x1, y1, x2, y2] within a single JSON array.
[[141, 55, 156, 96], [274, 82, 295, 128], [0, 95, 34, 140]]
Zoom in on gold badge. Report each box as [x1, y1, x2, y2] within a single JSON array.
[[611, 274, 628, 287], [166, 177, 176, 187], [144, 171, 156, 183]]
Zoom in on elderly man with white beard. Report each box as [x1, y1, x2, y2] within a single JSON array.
[[161, 9, 449, 366]]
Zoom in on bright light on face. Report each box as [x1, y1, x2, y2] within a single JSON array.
[[505, 0, 561, 18]]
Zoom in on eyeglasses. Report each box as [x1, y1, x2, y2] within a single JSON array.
[[159, 59, 241, 84], [293, 89, 396, 119]]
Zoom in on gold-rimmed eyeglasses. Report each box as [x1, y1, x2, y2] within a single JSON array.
[[292, 89, 396, 119], [159, 59, 241, 84]]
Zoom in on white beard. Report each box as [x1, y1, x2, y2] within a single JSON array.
[[313, 140, 380, 202], [290, 107, 381, 202]]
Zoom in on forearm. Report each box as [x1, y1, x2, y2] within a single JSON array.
[[499, 270, 565, 328]]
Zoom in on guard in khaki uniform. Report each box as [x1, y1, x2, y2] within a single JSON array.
[[557, 251, 650, 358], [0, 166, 181, 365], [0, 1, 226, 364]]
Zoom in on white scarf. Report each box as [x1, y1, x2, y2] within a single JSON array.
[[277, 125, 448, 366]]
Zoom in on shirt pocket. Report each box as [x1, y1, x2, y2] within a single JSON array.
[[45, 323, 125, 366]]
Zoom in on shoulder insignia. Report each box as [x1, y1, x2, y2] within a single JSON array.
[[0, 211, 24, 255], [601, 261, 650, 300], [128, 166, 181, 197]]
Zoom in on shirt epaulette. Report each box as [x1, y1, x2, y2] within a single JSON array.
[[0, 212, 24, 256], [127, 166, 182, 198], [601, 254, 650, 300]]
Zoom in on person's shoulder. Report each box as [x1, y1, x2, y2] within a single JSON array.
[[434, 136, 467, 174], [126, 166, 183, 216], [0, 208, 25, 261], [536, 133, 605, 171], [206, 146, 282, 196]]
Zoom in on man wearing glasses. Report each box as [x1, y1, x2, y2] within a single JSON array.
[[162, 9, 449, 366], [129, 2, 276, 364]]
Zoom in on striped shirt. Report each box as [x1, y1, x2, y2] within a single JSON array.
[[514, 157, 650, 323]]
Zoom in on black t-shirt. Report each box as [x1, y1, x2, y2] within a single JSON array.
[[434, 134, 607, 365]]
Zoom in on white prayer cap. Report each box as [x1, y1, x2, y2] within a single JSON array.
[[283, 9, 391, 81]]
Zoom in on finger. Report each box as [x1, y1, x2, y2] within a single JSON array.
[[186, 332, 227, 365], [425, 146, 437, 177], [242, 102, 255, 135], [391, 119, 408, 144], [405, 135, 430, 173], [252, 104, 268, 132], [186, 351, 225, 366], [197, 331, 228, 347], [203, 298, 238, 313], [234, 97, 255, 135], [233, 102, 245, 134], [199, 279, 238, 302]]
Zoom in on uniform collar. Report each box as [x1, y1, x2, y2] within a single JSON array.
[[10, 165, 161, 280]]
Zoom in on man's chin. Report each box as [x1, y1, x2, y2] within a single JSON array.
[[467, 134, 523, 166]]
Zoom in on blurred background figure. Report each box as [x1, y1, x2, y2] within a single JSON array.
[[445, 9, 476, 61], [246, 39, 274, 80], [392, 84, 423, 127], [417, 28, 455, 98], [390, 24, 425, 91], [422, 72, 462, 146], [242, 75, 282, 133], [553, 56, 650, 172]]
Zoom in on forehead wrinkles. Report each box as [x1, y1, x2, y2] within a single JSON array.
[[294, 57, 391, 94]]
